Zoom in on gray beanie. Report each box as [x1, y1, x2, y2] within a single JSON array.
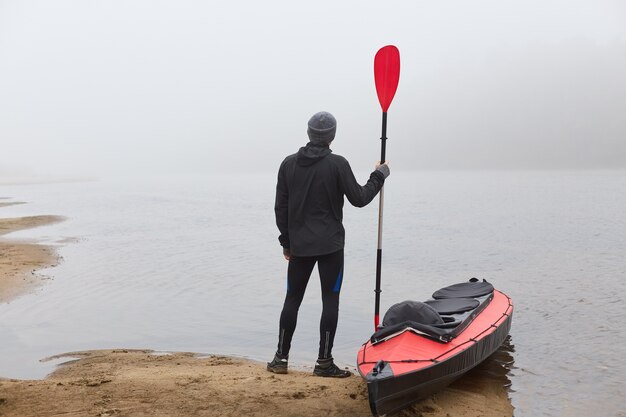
[[307, 111, 336, 144]]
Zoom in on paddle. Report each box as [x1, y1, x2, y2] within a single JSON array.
[[373, 45, 400, 330]]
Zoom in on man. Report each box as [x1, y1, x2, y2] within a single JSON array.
[[268, 111, 390, 378]]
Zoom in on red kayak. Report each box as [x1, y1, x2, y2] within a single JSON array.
[[357, 279, 513, 416]]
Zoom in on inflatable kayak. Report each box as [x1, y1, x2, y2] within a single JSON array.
[[357, 278, 513, 416]]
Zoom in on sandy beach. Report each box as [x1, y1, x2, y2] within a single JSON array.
[[0, 349, 513, 417], [0, 206, 513, 417], [0, 212, 65, 303]]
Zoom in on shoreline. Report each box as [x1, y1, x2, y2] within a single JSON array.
[[0, 204, 513, 416], [0, 213, 65, 303], [0, 349, 512, 417]]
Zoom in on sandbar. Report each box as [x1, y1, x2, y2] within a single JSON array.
[[0, 213, 65, 303]]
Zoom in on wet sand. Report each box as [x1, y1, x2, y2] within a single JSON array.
[[0, 206, 513, 417], [0, 213, 65, 303]]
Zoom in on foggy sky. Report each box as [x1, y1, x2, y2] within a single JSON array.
[[1, 0, 625, 177]]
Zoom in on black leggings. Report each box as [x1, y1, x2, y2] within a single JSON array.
[[277, 249, 344, 360]]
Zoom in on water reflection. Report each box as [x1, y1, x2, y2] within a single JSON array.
[[401, 336, 516, 416], [478, 335, 516, 389], [448, 335, 516, 407]]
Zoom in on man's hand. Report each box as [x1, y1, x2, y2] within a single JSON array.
[[283, 247, 291, 261]]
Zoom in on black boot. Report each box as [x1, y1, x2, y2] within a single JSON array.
[[313, 357, 352, 378], [266, 352, 288, 374]]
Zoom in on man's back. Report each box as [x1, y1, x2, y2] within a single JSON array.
[[275, 142, 385, 257]]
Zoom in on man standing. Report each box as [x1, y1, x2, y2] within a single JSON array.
[[268, 111, 389, 378]]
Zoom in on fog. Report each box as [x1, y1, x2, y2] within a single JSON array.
[[1, 0, 625, 178]]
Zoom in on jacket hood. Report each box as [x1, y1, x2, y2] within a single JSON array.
[[296, 142, 332, 167]]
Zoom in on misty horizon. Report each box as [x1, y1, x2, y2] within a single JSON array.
[[1, 1, 625, 178]]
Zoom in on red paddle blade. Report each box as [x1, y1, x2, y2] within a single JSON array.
[[374, 45, 400, 112]]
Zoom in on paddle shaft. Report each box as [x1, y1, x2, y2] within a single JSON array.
[[374, 111, 388, 330]]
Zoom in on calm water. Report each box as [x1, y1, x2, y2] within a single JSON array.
[[1, 171, 625, 416]]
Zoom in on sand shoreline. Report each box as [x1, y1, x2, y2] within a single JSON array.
[[0, 213, 65, 303], [0, 349, 513, 417], [0, 204, 513, 416]]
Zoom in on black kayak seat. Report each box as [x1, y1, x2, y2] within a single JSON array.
[[432, 278, 494, 299], [424, 298, 480, 315], [372, 279, 495, 344], [382, 301, 443, 327]]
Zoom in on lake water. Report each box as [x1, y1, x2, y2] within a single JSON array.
[[1, 171, 625, 416]]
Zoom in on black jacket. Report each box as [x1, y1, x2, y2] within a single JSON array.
[[275, 142, 385, 257]]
